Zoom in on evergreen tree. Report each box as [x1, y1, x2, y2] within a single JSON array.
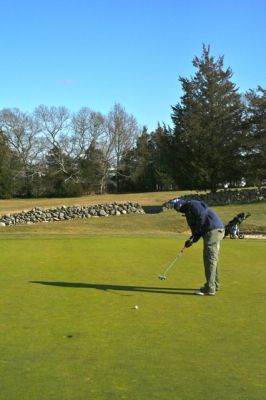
[[243, 86, 266, 185], [171, 45, 245, 191], [151, 124, 175, 190], [43, 146, 82, 197], [117, 148, 137, 192], [79, 141, 106, 193], [119, 125, 175, 192], [130, 127, 157, 192], [0, 131, 20, 198]]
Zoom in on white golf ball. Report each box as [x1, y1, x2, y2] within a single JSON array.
[[133, 305, 139, 309]]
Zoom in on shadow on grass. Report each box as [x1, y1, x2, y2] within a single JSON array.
[[30, 281, 197, 295], [142, 205, 163, 214]]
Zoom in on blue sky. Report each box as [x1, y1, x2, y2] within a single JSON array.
[[1, 0, 265, 131]]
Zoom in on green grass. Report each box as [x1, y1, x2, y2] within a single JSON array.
[[0, 192, 265, 236], [0, 236, 265, 400], [0, 189, 241, 213], [0, 191, 180, 214], [0, 202, 265, 239], [0, 192, 265, 399]]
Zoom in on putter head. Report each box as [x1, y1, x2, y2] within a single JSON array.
[[158, 274, 166, 281]]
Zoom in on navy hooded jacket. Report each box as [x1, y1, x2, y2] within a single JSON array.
[[179, 200, 224, 242]]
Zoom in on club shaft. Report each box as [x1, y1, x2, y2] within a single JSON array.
[[162, 249, 184, 276]]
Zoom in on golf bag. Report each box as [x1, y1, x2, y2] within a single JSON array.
[[224, 212, 251, 239]]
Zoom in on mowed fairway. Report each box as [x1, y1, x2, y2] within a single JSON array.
[[0, 232, 265, 399]]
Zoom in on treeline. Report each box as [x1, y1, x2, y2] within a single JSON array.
[[0, 103, 141, 198], [0, 46, 265, 198]]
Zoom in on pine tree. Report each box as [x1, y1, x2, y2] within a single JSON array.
[[79, 141, 106, 193], [0, 131, 20, 198], [149, 124, 175, 190], [131, 127, 157, 192], [243, 86, 266, 185], [43, 146, 82, 197], [171, 45, 245, 191], [120, 125, 175, 192]]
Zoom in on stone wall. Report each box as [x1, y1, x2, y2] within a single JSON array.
[[162, 187, 266, 210], [0, 202, 145, 227], [0, 187, 265, 227]]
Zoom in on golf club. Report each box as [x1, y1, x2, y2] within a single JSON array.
[[158, 246, 186, 280]]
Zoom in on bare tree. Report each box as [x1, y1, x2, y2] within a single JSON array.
[[71, 107, 105, 158], [0, 103, 142, 196], [98, 120, 116, 194], [0, 108, 44, 188], [34, 105, 78, 182], [106, 103, 141, 191], [34, 105, 70, 147], [71, 105, 141, 194]]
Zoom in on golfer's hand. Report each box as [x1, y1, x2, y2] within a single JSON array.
[[184, 238, 193, 248]]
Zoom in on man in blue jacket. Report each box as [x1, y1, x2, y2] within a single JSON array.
[[172, 198, 225, 296]]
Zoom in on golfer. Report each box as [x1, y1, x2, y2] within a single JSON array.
[[172, 198, 225, 296]]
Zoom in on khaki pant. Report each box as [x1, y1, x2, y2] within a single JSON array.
[[203, 228, 225, 292]]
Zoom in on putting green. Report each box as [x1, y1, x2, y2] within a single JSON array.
[[0, 236, 265, 399]]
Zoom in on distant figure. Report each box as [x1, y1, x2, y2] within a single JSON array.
[[172, 198, 225, 296]]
